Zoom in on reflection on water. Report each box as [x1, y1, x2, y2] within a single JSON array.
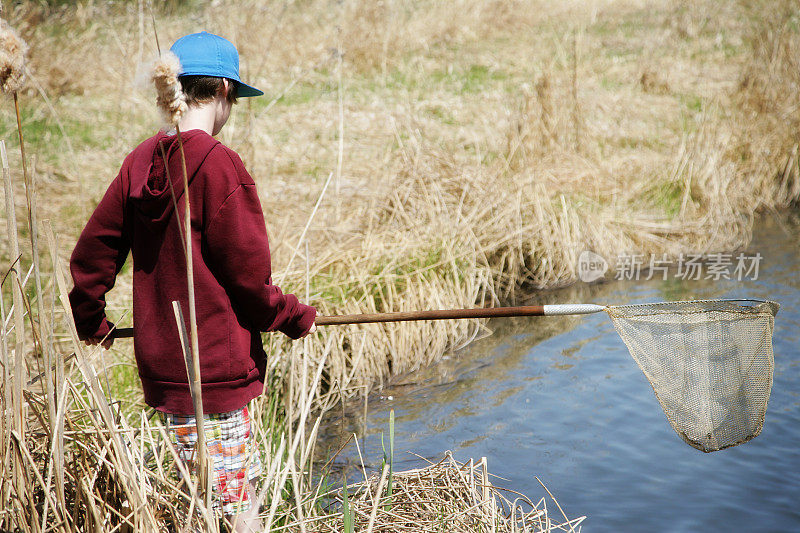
[[320, 215, 800, 532]]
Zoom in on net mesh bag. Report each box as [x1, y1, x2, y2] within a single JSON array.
[[606, 299, 778, 452]]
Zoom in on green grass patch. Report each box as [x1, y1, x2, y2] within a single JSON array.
[[680, 93, 704, 113], [107, 359, 141, 403], [424, 104, 457, 125], [258, 81, 333, 108], [0, 109, 110, 154], [613, 135, 667, 151], [600, 75, 623, 90], [310, 246, 468, 312], [430, 64, 508, 94], [644, 179, 685, 217], [342, 478, 353, 533], [386, 67, 423, 92]]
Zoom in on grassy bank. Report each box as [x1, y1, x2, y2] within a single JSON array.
[[1, 0, 799, 528]]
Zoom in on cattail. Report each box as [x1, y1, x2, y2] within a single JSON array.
[[151, 51, 187, 126], [152, 48, 208, 511], [0, 18, 27, 94]]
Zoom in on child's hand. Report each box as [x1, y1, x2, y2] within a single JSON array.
[[305, 312, 317, 336], [84, 336, 114, 350]]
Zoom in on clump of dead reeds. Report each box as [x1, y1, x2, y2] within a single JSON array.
[[0, 228, 550, 531], [733, 0, 800, 209], [315, 453, 584, 533]]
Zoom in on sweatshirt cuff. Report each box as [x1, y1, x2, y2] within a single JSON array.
[[279, 304, 316, 339], [78, 317, 114, 341]]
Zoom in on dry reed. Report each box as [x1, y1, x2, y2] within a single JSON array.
[[250, 0, 800, 412]]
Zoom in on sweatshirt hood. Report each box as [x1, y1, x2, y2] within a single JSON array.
[[129, 130, 219, 229]]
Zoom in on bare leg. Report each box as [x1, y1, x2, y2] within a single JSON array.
[[227, 481, 261, 533]]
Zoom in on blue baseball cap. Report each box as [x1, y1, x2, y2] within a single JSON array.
[[170, 31, 263, 98]]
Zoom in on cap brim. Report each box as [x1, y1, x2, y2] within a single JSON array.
[[236, 81, 263, 98]]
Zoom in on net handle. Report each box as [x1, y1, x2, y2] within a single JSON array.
[[109, 303, 606, 337]]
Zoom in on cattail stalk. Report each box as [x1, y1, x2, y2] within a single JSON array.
[[1, 15, 29, 434], [1, 142, 23, 435], [4, 23, 62, 519], [171, 301, 215, 529], [176, 125, 212, 508], [2, 29, 38, 327], [152, 51, 212, 514], [0, 239, 10, 514], [1, 139, 27, 520]]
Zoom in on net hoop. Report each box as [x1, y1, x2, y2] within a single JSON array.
[[606, 298, 779, 452]]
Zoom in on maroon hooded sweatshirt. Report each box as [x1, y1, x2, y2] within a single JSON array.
[[69, 130, 316, 414]]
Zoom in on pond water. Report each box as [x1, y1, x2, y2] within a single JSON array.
[[320, 215, 800, 532]]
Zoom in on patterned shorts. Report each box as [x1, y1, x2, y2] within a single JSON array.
[[165, 405, 263, 515]]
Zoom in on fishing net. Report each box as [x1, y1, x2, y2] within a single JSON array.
[[606, 299, 778, 452]]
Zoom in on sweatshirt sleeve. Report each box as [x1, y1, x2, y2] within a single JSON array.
[[204, 182, 316, 339], [69, 174, 130, 339]]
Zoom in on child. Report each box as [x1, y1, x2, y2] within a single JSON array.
[[68, 31, 316, 529]]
